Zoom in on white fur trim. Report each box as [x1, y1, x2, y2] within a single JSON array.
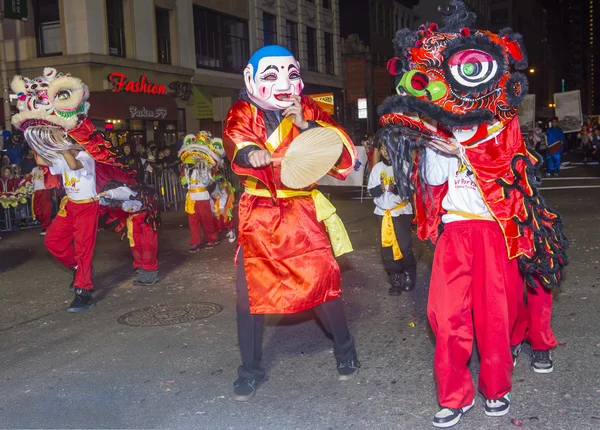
[[11, 110, 78, 130], [10, 75, 26, 94]]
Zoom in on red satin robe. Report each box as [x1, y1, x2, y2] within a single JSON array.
[[223, 95, 357, 314]]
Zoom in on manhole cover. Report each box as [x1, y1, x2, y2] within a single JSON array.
[[117, 302, 223, 327]]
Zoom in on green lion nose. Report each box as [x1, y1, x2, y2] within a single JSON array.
[[397, 70, 448, 101]]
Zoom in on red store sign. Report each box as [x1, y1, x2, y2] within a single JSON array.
[[108, 72, 167, 95]]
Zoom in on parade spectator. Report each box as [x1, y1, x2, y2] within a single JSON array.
[[4, 133, 24, 164], [1, 165, 17, 192], [545, 117, 565, 176], [2, 154, 11, 166], [20, 148, 37, 174], [592, 127, 600, 163]]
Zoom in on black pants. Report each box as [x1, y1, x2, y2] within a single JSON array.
[[235, 249, 356, 381], [377, 214, 417, 274]]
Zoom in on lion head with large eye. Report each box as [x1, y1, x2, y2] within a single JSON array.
[[10, 67, 89, 132]]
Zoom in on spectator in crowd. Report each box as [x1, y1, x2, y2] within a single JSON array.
[[4, 133, 24, 164], [545, 117, 565, 176], [2, 154, 11, 166], [592, 127, 600, 163], [20, 148, 37, 174], [1, 126, 11, 147], [1, 165, 17, 192]]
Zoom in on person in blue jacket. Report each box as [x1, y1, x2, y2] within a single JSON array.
[[545, 117, 565, 176]]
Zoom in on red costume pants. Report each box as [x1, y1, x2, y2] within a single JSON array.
[[45, 199, 99, 290], [427, 220, 523, 408], [510, 281, 557, 350], [128, 214, 159, 272], [215, 215, 233, 232], [188, 200, 217, 245], [33, 189, 52, 229]]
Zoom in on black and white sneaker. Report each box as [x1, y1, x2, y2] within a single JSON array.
[[532, 349, 553, 373], [67, 289, 96, 313], [484, 392, 511, 417], [232, 378, 260, 402], [511, 342, 522, 367], [337, 357, 361, 381], [433, 400, 474, 428]]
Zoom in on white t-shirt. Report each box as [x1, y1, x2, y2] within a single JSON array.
[[49, 151, 97, 201], [424, 147, 491, 224], [187, 167, 211, 201], [32, 167, 46, 191], [367, 161, 413, 216]]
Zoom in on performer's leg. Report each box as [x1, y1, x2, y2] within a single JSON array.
[[526, 281, 557, 350], [188, 202, 202, 246], [510, 281, 528, 350], [71, 202, 99, 290], [197, 200, 218, 243], [427, 225, 475, 409], [395, 214, 417, 291], [34, 190, 52, 229], [131, 217, 159, 272], [235, 249, 266, 382], [313, 298, 357, 363], [378, 215, 403, 294], [45, 204, 77, 269], [472, 226, 516, 403]]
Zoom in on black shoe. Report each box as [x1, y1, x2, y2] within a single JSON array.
[[189, 244, 201, 253], [133, 269, 160, 286], [337, 357, 361, 381], [67, 289, 96, 313], [484, 392, 511, 416], [433, 400, 474, 428], [403, 270, 416, 291], [205, 240, 221, 249], [232, 378, 261, 402], [388, 273, 403, 296], [511, 342, 522, 367], [532, 349, 553, 373]]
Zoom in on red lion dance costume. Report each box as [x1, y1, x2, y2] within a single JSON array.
[[377, 2, 568, 427], [11, 67, 160, 312]]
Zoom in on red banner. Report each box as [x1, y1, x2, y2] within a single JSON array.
[[345, 59, 366, 103]]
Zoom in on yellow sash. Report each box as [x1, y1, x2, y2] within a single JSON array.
[[244, 188, 353, 257], [185, 187, 207, 214], [446, 210, 494, 221], [57, 196, 98, 217], [31, 193, 36, 221], [381, 201, 410, 261], [126, 213, 140, 247]]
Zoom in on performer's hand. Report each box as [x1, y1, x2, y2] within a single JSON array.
[[248, 150, 272, 168], [426, 138, 462, 156], [98, 191, 109, 197], [282, 96, 309, 130]]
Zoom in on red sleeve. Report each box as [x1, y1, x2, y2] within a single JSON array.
[[223, 100, 276, 195], [300, 95, 357, 180]]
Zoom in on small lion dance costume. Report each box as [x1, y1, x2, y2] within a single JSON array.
[[223, 45, 360, 401], [377, 2, 568, 427], [11, 68, 160, 311], [179, 132, 222, 251]]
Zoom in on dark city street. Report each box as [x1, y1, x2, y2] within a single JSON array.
[[1, 163, 599, 430]]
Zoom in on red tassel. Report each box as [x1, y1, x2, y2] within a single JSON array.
[[415, 39, 423, 48], [460, 28, 471, 37], [502, 35, 523, 61], [429, 23, 439, 32]]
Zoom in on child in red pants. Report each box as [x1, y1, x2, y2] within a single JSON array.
[[184, 166, 218, 252], [41, 149, 98, 313], [32, 166, 52, 235], [424, 144, 523, 427]]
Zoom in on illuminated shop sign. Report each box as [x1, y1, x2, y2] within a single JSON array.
[[129, 106, 168, 119], [108, 72, 167, 95]]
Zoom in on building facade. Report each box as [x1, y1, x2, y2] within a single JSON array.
[[2, 0, 346, 145]]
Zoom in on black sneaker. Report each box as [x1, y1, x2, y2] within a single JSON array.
[[232, 378, 260, 402], [388, 273, 403, 296], [205, 240, 221, 250], [484, 392, 510, 417], [133, 269, 160, 286], [511, 342, 522, 367], [67, 289, 96, 313], [403, 270, 416, 291], [433, 400, 474, 428], [189, 244, 201, 253], [532, 349, 553, 373], [337, 357, 361, 381]]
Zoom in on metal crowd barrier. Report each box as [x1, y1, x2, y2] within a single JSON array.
[[0, 188, 62, 232]]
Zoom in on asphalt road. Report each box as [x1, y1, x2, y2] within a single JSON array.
[[0, 162, 599, 430]]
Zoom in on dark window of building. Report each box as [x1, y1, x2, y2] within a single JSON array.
[[156, 8, 171, 64], [193, 6, 249, 73], [285, 20, 299, 56], [263, 12, 277, 46], [106, 0, 126, 57], [324, 32, 334, 74], [34, 0, 61, 56], [323, 0, 331, 9], [306, 0, 315, 3], [306, 26, 318, 71], [378, 5, 384, 35]]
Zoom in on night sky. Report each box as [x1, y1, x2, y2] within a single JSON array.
[[414, 0, 443, 25]]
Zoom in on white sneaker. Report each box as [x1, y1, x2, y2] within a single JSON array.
[[485, 392, 511, 417], [433, 400, 474, 428], [226, 229, 236, 243]]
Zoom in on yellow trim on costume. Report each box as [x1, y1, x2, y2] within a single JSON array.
[[446, 210, 494, 220], [315, 120, 357, 174], [381, 201, 410, 261], [31, 193, 36, 221], [185, 187, 207, 214], [126, 213, 140, 247], [244, 187, 353, 257], [57, 196, 98, 217], [265, 116, 293, 153]]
